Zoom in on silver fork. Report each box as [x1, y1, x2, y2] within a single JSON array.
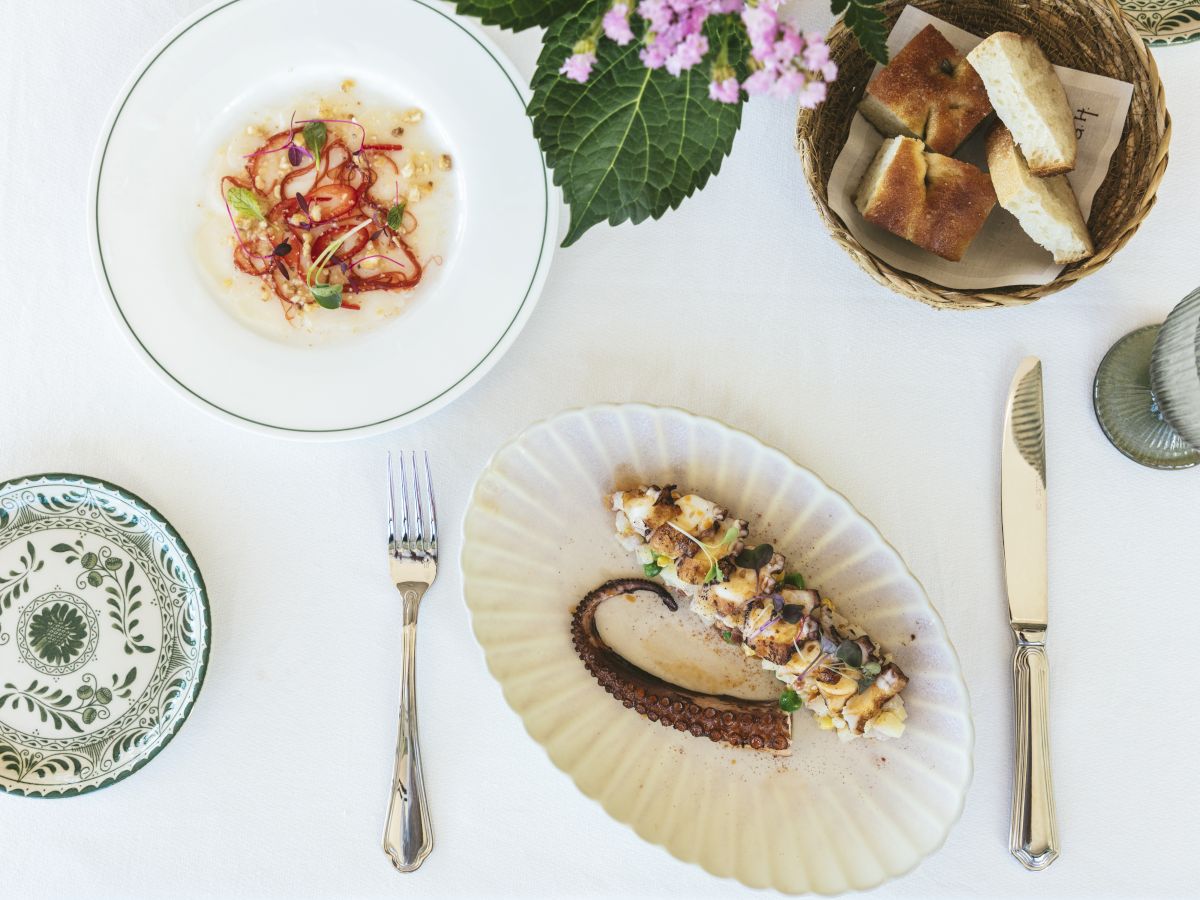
[[382, 451, 437, 872]]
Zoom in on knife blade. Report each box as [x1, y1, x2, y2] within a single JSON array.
[[1002, 357, 1048, 632], [1001, 356, 1059, 871]]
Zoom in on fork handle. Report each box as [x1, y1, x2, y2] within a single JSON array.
[[383, 593, 433, 872], [1010, 636, 1059, 871]]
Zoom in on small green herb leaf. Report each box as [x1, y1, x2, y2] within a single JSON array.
[[717, 525, 740, 548], [704, 560, 721, 584], [861, 661, 881, 676], [721, 630, 734, 643], [309, 282, 343, 309], [782, 572, 806, 589], [734, 543, 773, 571], [780, 603, 805, 624], [835, 639, 863, 668], [302, 121, 327, 166], [779, 689, 803, 713], [387, 202, 406, 231], [642, 561, 662, 578], [226, 186, 265, 222]]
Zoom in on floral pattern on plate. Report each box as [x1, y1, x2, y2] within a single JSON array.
[[0, 474, 210, 797], [1121, 0, 1200, 45]]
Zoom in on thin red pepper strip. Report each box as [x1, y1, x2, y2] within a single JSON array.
[[225, 120, 425, 318]]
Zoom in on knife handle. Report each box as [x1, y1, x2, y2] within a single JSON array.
[[1010, 637, 1060, 871]]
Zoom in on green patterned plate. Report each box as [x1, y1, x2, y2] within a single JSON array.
[[0, 474, 210, 797], [1121, 0, 1200, 45]]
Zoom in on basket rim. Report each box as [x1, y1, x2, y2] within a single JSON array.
[[795, 0, 1171, 310]]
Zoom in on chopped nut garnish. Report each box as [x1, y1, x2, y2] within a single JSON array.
[[391, 126, 405, 137], [407, 186, 422, 203], [341, 78, 356, 92], [401, 162, 415, 178], [402, 108, 424, 124], [438, 154, 452, 171]]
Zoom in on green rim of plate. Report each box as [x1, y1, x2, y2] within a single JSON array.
[[1121, 0, 1200, 46], [0, 473, 211, 798], [92, 0, 551, 436]]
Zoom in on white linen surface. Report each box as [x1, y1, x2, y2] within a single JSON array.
[[1, 2, 1197, 897]]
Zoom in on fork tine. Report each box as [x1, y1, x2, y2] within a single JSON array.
[[411, 450, 424, 550], [398, 451, 412, 548], [424, 451, 437, 556], [386, 451, 397, 551]]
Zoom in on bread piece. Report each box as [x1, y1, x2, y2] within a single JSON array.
[[967, 32, 1076, 176], [855, 136, 997, 262], [858, 24, 992, 156], [986, 123, 1093, 264]]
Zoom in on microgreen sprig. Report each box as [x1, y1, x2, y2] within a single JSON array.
[[666, 522, 739, 584], [305, 218, 371, 309]]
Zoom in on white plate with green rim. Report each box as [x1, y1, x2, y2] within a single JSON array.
[[89, 0, 557, 440], [1121, 0, 1200, 45], [0, 474, 210, 798], [461, 404, 973, 894]]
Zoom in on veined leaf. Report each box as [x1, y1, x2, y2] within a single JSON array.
[[454, 0, 578, 32], [831, 0, 889, 64], [531, 3, 744, 246], [226, 186, 266, 222]]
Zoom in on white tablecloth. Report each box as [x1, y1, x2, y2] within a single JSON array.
[[2, 2, 1198, 897]]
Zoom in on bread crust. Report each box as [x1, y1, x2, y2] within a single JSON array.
[[859, 24, 993, 156], [967, 32, 1077, 176], [986, 122, 1093, 264], [855, 136, 997, 262]]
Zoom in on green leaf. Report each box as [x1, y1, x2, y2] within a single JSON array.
[[835, 639, 863, 668], [454, 0, 577, 32], [81, 707, 98, 725], [782, 572, 806, 589], [226, 186, 266, 222], [721, 630, 734, 643], [831, 0, 889, 64], [50, 543, 74, 553], [309, 283, 343, 309], [734, 543, 773, 571], [530, 3, 744, 246], [387, 202, 406, 231], [302, 121, 327, 166], [642, 561, 662, 578], [778, 689, 803, 713]]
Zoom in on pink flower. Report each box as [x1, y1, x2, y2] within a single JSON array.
[[771, 68, 806, 98], [708, 76, 740, 103], [603, 3, 636, 45], [803, 39, 830, 71], [742, 68, 776, 96], [741, 4, 777, 44], [638, 0, 673, 32], [796, 78, 828, 108], [560, 51, 597, 83], [820, 60, 838, 82], [666, 32, 709, 75]]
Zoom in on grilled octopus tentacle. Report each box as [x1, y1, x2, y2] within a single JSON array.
[[571, 579, 791, 752]]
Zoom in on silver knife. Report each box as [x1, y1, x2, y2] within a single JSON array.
[[1001, 357, 1060, 871]]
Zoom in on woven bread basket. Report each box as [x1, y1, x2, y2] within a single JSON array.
[[796, 0, 1170, 310]]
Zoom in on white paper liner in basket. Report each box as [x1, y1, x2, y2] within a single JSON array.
[[827, 6, 1134, 290]]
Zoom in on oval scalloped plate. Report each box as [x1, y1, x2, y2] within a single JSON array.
[[462, 404, 972, 894]]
